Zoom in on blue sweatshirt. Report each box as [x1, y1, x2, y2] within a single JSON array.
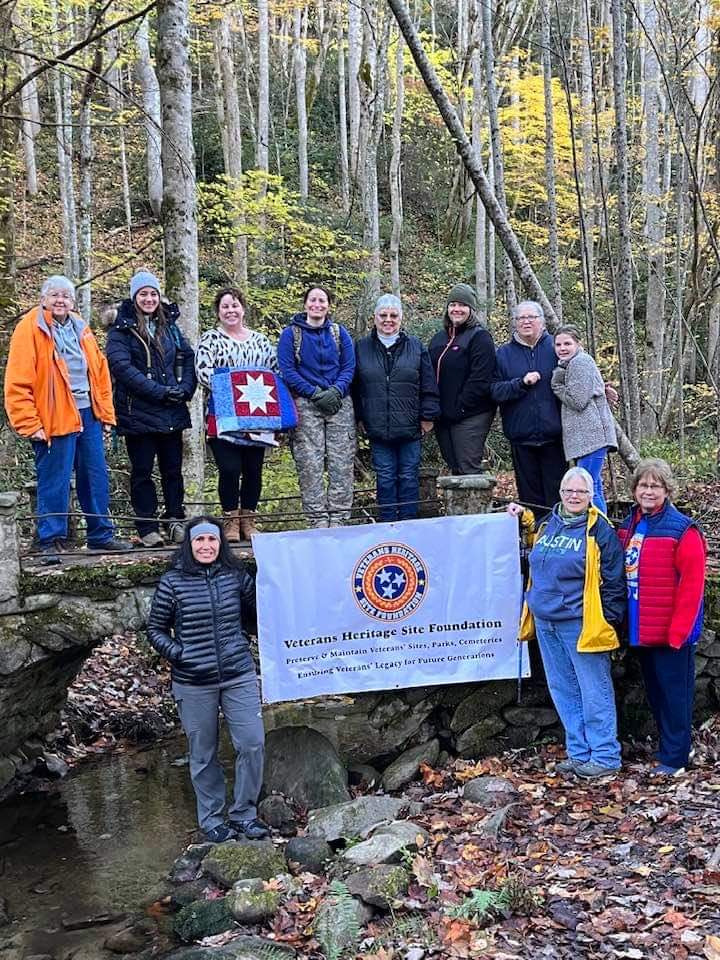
[[526, 507, 588, 621], [277, 313, 355, 398]]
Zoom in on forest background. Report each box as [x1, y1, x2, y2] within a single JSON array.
[[0, 0, 718, 504]]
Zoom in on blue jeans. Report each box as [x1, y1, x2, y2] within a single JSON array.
[[32, 407, 114, 546], [577, 447, 608, 514], [535, 616, 621, 768], [370, 439, 422, 521]]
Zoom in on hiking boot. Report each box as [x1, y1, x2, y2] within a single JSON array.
[[38, 540, 63, 565], [223, 510, 241, 543], [140, 531, 164, 548], [88, 537, 133, 553], [555, 758, 581, 773], [239, 510, 260, 539], [231, 818, 270, 840], [575, 761, 619, 780], [204, 823, 238, 843]]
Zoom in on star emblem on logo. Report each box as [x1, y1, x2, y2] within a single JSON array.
[[236, 374, 276, 413]]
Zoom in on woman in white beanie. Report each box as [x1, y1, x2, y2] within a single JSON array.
[[106, 270, 196, 547]]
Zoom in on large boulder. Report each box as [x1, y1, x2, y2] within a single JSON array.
[[462, 776, 519, 807], [307, 796, 405, 842], [455, 716, 506, 758], [263, 727, 350, 808], [166, 937, 296, 959], [227, 880, 281, 925], [450, 682, 517, 732], [201, 841, 285, 887], [381, 739, 439, 792]]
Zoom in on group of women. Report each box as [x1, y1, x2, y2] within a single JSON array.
[[104, 272, 706, 838], [512, 457, 706, 781]]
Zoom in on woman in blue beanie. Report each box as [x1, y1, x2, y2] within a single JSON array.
[[105, 270, 196, 546]]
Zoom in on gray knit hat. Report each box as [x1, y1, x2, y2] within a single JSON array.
[[446, 283, 478, 311], [130, 270, 161, 301]]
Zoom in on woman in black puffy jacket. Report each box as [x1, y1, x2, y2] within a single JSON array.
[[105, 270, 196, 547], [148, 516, 268, 843], [427, 282, 496, 474]]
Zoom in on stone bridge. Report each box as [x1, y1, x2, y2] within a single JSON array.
[[1, 478, 719, 793]]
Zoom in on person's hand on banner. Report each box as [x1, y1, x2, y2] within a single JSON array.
[[506, 502, 524, 517]]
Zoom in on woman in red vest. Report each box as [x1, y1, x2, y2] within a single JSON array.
[[617, 458, 706, 776]]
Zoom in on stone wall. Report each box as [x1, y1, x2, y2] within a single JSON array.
[[2, 485, 719, 793]]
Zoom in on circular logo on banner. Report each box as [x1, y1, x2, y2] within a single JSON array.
[[352, 542, 428, 621]]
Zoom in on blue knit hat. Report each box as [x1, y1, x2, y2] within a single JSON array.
[[130, 270, 161, 301], [374, 294, 403, 316]]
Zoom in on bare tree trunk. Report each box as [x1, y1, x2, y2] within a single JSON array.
[[389, 32, 404, 296], [386, 0, 558, 324], [640, 0, 667, 435], [0, 1, 18, 324], [11, 6, 40, 196], [481, 0, 516, 310], [257, 0, 270, 172], [471, 32, 487, 321], [214, 11, 248, 283], [77, 36, 102, 321], [610, 0, 641, 442], [156, 0, 203, 491], [347, 0, 362, 181], [336, 5, 350, 212], [136, 17, 163, 221], [541, 0, 562, 320], [306, 5, 336, 115], [236, 9, 257, 152], [579, 0, 595, 286], [293, 6, 309, 200], [105, 31, 132, 241], [50, 0, 79, 280]]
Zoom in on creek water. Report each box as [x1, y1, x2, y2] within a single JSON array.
[[0, 734, 199, 958]]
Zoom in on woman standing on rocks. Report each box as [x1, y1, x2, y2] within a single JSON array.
[[148, 516, 269, 843], [617, 458, 706, 777], [195, 287, 278, 542], [105, 270, 196, 547], [277, 285, 356, 527], [508, 466, 626, 779]]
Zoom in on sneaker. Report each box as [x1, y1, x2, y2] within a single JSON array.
[[575, 761, 619, 780], [204, 824, 238, 843], [87, 537, 133, 553], [166, 519, 185, 544], [140, 531, 164, 548], [649, 763, 685, 777], [38, 540, 63, 565], [231, 818, 270, 840]]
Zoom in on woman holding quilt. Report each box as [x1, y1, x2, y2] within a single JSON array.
[[508, 466, 626, 780], [195, 287, 277, 542]]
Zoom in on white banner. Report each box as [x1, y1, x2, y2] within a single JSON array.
[[254, 513, 529, 703]]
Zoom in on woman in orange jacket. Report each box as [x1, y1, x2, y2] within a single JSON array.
[[4, 275, 131, 563]]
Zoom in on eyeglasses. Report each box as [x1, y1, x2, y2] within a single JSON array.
[[516, 314, 540, 321], [561, 488, 591, 497], [637, 482, 664, 491]]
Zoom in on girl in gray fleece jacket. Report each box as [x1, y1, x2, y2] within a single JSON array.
[[550, 326, 616, 514]]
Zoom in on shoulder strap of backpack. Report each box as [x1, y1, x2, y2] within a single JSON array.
[[292, 325, 303, 364]]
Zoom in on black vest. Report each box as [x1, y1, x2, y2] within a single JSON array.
[[354, 333, 424, 442]]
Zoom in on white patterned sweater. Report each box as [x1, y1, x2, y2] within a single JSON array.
[[194, 327, 279, 390]]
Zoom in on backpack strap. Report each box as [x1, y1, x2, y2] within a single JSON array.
[[292, 325, 303, 364]]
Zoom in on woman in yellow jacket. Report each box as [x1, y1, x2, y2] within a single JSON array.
[[4, 275, 130, 563], [508, 466, 626, 779]]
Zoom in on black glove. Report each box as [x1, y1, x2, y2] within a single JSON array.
[[164, 385, 186, 404], [314, 386, 343, 416]]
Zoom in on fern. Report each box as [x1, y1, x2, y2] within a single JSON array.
[[448, 888, 504, 922], [258, 946, 294, 960], [314, 880, 361, 960]]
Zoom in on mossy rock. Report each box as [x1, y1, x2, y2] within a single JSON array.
[[227, 887, 281, 924], [172, 897, 235, 941], [201, 840, 286, 887], [345, 864, 410, 908]]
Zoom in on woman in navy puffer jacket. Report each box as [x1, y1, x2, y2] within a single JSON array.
[[106, 270, 196, 546]]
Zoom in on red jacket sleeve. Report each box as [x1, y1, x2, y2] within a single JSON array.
[[668, 526, 706, 649]]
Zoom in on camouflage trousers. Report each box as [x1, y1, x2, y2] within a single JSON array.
[[292, 396, 356, 527]]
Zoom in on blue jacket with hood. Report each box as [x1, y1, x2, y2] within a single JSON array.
[[277, 313, 355, 398]]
